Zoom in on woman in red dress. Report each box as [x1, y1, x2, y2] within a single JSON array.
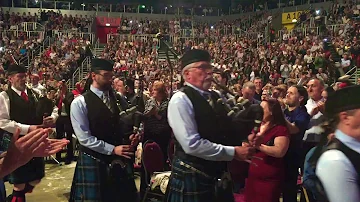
[[245, 98, 290, 202]]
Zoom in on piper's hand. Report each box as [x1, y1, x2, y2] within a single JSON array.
[[242, 142, 250, 147], [112, 145, 134, 159], [43, 116, 55, 127], [129, 134, 141, 147], [248, 132, 264, 148], [234, 146, 256, 162]]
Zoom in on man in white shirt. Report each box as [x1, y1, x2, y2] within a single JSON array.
[[29, 74, 46, 96], [304, 50, 313, 64], [316, 85, 360, 202], [0, 64, 58, 202], [166, 49, 259, 202], [304, 78, 325, 144], [340, 53, 351, 75]]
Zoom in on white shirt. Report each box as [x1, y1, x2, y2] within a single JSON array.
[[316, 130, 360, 202], [341, 58, 351, 68], [167, 83, 235, 161], [304, 99, 325, 142], [283, 33, 289, 41], [0, 86, 58, 135], [304, 54, 314, 64]]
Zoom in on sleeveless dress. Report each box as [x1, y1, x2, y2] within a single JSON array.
[[245, 125, 289, 202]]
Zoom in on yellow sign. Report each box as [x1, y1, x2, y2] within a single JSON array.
[[282, 11, 303, 24]]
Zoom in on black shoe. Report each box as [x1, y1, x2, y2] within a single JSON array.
[[65, 160, 72, 165]]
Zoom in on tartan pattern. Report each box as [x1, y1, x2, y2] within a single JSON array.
[[0, 130, 12, 151], [69, 152, 138, 202], [165, 159, 234, 202], [69, 152, 102, 202], [8, 157, 44, 184]]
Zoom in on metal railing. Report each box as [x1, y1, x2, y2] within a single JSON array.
[[52, 30, 95, 44], [345, 66, 359, 84], [107, 34, 159, 44], [80, 56, 92, 79], [21, 22, 45, 31], [70, 56, 91, 90], [278, 26, 319, 39], [31, 45, 43, 58], [92, 38, 100, 57], [95, 38, 100, 49], [42, 36, 51, 48], [107, 31, 260, 46], [0, 30, 45, 40], [18, 54, 30, 67], [326, 24, 347, 36]]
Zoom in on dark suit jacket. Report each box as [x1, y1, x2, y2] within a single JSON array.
[[56, 92, 74, 116]]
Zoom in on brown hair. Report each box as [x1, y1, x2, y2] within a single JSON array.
[[152, 81, 168, 99], [263, 98, 288, 127]]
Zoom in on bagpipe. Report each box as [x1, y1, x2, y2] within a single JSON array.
[[211, 77, 264, 146]]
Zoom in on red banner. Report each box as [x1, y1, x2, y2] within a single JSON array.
[[96, 16, 121, 26]]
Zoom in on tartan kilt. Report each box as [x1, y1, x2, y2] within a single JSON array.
[[8, 157, 45, 184], [165, 158, 234, 202], [69, 152, 138, 202]]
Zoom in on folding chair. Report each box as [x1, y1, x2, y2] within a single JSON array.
[[298, 178, 316, 202], [142, 140, 165, 202]]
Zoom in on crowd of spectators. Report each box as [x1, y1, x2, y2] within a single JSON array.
[[0, 1, 360, 201], [1, 1, 359, 94], [99, 2, 360, 201], [0, 8, 93, 92], [40, 10, 92, 33], [105, 6, 359, 98], [117, 13, 271, 40]]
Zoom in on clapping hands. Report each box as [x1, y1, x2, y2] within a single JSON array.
[[8, 128, 69, 167], [310, 100, 325, 117]]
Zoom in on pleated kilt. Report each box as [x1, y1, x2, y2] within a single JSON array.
[[165, 158, 234, 202], [8, 157, 45, 184], [69, 152, 138, 202]]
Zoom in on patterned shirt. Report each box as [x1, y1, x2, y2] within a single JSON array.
[[143, 97, 171, 135]]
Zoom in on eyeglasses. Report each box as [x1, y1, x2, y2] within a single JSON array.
[[97, 73, 114, 78]]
